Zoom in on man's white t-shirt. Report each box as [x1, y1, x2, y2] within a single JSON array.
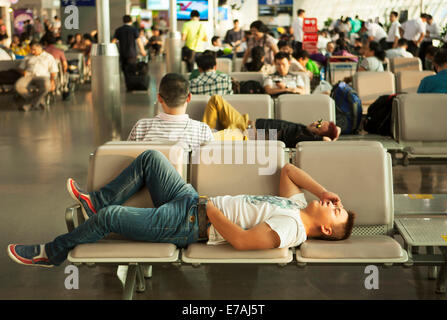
[[20, 51, 59, 78], [386, 21, 401, 42], [402, 18, 426, 42], [367, 23, 387, 42], [359, 56, 384, 72], [208, 193, 308, 248], [385, 47, 414, 59], [292, 17, 304, 43]]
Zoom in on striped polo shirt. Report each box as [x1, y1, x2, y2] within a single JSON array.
[[127, 112, 214, 150]]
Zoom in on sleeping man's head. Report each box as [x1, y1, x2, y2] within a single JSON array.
[[301, 199, 356, 241]]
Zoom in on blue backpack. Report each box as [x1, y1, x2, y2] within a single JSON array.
[[330, 81, 363, 134]]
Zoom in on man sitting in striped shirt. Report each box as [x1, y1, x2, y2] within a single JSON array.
[[128, 73, 214, 150], [189, 53, 233, 95]]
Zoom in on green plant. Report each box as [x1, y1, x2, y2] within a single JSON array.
[[324, 18, 333, 28]]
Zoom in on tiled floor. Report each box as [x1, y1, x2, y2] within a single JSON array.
[[0, 60, 446, 300]]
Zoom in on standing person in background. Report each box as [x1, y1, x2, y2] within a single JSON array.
[[224, 19, 244, 53], [386, 11, 401, 49], [112, 15, 147, 90], [420, 15, 441, 68], [52, 16, 61, 35], [242, 20, 279, 67], [399, 14, 427, 56], [291, 9, 305, 52], [181, 10, 208, 72], [361, 21, 387, 48]]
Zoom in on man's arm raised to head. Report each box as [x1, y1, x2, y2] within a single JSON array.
[[279, 163, 341, 205], [206, 202, 280, 250]]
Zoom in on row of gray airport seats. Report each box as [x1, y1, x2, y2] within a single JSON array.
[[159, 92, 447, 164], [65, 140, 413, 299], [327, 57, 423, 86], [185, 65, 432, 112], [352, 70, 435, 109], [161, 93, 335, 128]]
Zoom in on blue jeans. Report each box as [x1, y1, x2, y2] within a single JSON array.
[[45, 150, 200, 265]]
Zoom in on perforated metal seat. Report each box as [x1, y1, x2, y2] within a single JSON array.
[[183, 140, 293, 264], [276, 94, 336, 125], [294, 141, 408, 264], [391, 93, 447, 162]]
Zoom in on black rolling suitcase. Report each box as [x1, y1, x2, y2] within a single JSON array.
[[124, 61, 149, 91]]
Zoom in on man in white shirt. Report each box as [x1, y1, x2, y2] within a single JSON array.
[[264, 52, 306, 97], [361, 21, 387, 48], [128, 73, 214, 151], [291, 9, 305, 52], [385, 38, 413, 59], [420, 15, 441, 66], [386, 11, 401, 49], [399, 14, 428, 56], [15, 41, 58, 111], [8, 152, 356, 267]]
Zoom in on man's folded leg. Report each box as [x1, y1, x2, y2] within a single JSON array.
[[87, 149, 197, 212], [8, 195, 200, 267]]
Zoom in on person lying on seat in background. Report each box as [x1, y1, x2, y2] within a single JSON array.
[[263, 52, 306, 97], [8, 150, 356, 267], [202, 95, 341, 145]]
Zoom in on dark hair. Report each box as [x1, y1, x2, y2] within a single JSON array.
[[368, 41, 386, 61], [233, 19, 239, 24], [335, 38, 350, 52], [211, 36, 220, 45], [43, 33, 57, 45], [390, 11, 398, 17], [83, 33, 93, 41], [397, 38, 407, 47], [123, 15, 132, 23], [293, 49, 310, 61], [245, 46, 265, 72], [190, 10, 200, 18], [277, 40, 293, 50], [202, 50, 217, 59], [159, 73, 190, 108], [425, 45, 439, 58], [321, 122, 339, 140], [274, 51, 291, 61], [319, 210, 357, 241], [196, 53, 217, 71], [29, 40, 42, 48], [250, 20, 268, 33], [434, 49, 447, 67], [297, 9, 305, 16]]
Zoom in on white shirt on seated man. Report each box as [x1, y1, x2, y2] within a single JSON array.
[[385, 38, 414, 59], [15, 41, 58, 111], [128, 73, 214, 151]]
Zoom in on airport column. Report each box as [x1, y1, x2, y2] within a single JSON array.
[[165, 0, 182, 73], [91, 0, 122, 146]]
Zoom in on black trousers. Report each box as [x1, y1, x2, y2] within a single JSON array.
[[406, 40, 419, 57], [120, 56, 137, 90], [255, 119, 320, 148], [419, 41, 433, 69]]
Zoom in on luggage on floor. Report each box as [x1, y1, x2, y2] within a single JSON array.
[[124, 61, 149, 91]]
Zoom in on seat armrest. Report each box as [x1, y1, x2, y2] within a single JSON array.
[[65, 204, 83, 232]]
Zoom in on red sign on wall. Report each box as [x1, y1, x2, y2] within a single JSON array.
[[302, 18, 318, 54], [303, 18, 318, 33]]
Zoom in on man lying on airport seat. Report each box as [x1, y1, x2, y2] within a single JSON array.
[[203, 95, 341, 146], [7, 150, 356, 267]]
